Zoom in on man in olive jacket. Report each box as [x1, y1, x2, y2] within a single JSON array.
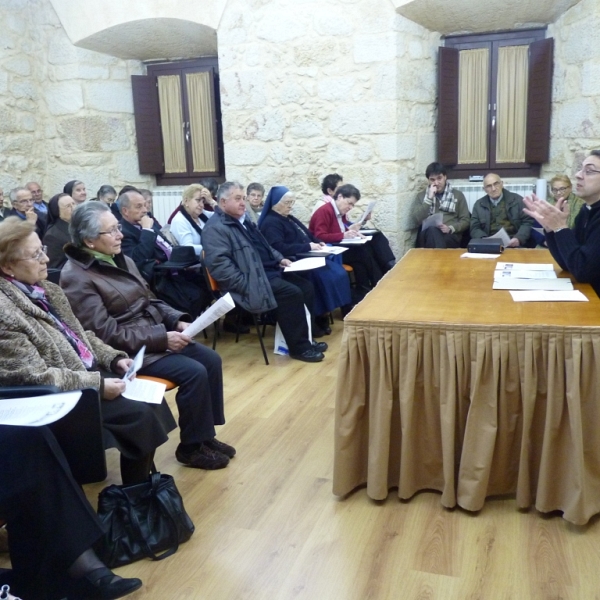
[[202, 182, 325, 363]]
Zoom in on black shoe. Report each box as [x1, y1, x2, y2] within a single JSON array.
[[312, 326, 326, 338], [290, 348, 325, 363], [313, 341, 328, 352], [68, 567, 142, 600], [315, 315, 332, 335], [204, 438, 236, 458], [176, 443, 229, 469], [223, 320, 250, 334]]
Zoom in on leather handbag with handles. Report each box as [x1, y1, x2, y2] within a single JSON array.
[[96, 472, 195, 568]]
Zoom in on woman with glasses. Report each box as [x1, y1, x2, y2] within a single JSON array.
[[61, 202, 234, 471], [0, 216, 176, 486], [548, 175, 584, 229], [169, 184, 215, 256], [43, 193, 76, 269]]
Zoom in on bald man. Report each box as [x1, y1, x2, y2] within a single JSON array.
[[470, 173, 533, 248]]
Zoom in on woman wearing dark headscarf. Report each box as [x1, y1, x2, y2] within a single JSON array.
[[63, 180, 87, 204], [259, 186, 353, 331], [43, 193, 76, 269]]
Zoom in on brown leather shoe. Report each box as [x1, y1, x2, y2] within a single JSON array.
[[176, 443, 229, 470]]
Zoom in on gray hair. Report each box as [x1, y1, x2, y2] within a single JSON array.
[[217, 181, 244, 202], [9, 187, 28, 204], [70, 200, 110, 247], [117, 190, 139, 209]]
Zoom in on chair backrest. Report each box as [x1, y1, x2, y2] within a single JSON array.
[[0, 385, 107, 484], [202, 251, 221, 295]]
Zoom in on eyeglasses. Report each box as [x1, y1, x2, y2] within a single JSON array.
[[484, 181, 502, 190], [98, 224, 122, 237], [17, 245, 47, 263], [14, 199, 34, 206], [551, 186, 570, 194], [577, 166, 600, 177]]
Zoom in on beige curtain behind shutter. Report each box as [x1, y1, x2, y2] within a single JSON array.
[[157, 75, 187, 173], [458, 48, 489, 165], [496, 45, 528, 163], [186, 72, 218, 173]]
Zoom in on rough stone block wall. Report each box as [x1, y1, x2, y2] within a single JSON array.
[[0, 0, 151, 197]]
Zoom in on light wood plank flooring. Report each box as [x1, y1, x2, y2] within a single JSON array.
[[6, 318, 600, 599]]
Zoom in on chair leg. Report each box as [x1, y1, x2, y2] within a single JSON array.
[[253, 315, 269, 365], [235, 311, 242, 344], [212, 320, 219, 351]]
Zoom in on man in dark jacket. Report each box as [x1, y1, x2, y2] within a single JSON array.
[[523, 151, 600, 298], [202, 181, 326, 363], [470, 174, 533, 247]]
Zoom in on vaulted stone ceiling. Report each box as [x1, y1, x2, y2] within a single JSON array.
[[391, 0, 583, 35]]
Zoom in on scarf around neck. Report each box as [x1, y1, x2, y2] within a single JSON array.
[[432, 182, 457, 215]]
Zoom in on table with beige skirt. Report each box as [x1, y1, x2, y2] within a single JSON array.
[[333, 249, 600, 525]]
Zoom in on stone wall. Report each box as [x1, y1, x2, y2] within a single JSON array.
[[0, 0, 150, 198], [545, 0, 600, 179], [218, 0, 439, 256]]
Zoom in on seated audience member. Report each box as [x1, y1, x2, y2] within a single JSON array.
[[523, 151, 600, 297], [6, 186, 45, 239], [548, 175, 584, 228], [118, 190, 211, 316], [309, 184, 394, 293], [97, 184, 117, 206], [203, 182, 328, 362], [139, 188, 162, 227], [167, 183, 217, 225], [26, 181, 48, 226], [61, 202, 234, 469], [198, 177, 219, 206], [0, 217, 176, 485], [259, 185, 352, 330], [170, 184, 215, 256], [0, 188, 5, 222], [63, 180, 87, 205], [470, 174, 533, 247], [43, 193, 76, 269], [0, 426, 142, 600], [245, 182, 265, 224], [410, 162, 470, 248], [312, 173, 343, 215]]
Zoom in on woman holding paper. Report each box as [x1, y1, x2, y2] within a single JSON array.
[[0, 216, 175, 485], [259, 186, 353, 327], [61, 201, 233, 471]]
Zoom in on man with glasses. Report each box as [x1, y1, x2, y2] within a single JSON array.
[[470, 173, 533, 248], [7, 187, 45, 239], [523, 151, 600, 297]]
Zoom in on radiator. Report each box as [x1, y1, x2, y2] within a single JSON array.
[[453, 181, 536, 212], [152, 188, 184, 226]]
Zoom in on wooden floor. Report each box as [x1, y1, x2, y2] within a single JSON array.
[[7, 318, 600, 599]]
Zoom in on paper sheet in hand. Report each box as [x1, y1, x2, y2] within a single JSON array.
[[184, 293, 235, 338], [509, 290, 588, 302], [357, 201, 376, 224], [122, 378, 166, 404], [461, 252, 501, 259], [421, 213, 443, 232], [0, 391, 81, 426], [496, 262, 554, 271], [308, 246, 347, 256], [494, 269, 557, 280], [122, 345, 145, 381], [494, 278, 573, 291], [485, 227, 511, 247], [284, 257, 326, 272], [338, 236, 373, 245]]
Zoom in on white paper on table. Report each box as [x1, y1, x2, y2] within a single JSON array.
[[122, 378, 166, 404], [421, 212, 443, 232], [357, 201, 377, 224], [494, 269, 557, 280], [308, 246, 347, 255], [338, 236, 373, 245], [122, 345, 145, 381], [496, 262, 555, 271], [460, 252, 501, 259], [509, 290, 588, 302], [494, 278, 573, 291], [184, 293, 235, 338], [0, 391, 81, 426], [284, 257, 326, 272], [485, 227, 511, 247]]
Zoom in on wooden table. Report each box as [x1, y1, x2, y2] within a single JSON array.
[[333, 249, 600, 524]]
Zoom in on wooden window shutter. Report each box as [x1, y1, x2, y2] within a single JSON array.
[[131, 75, 164, 174], [525, 38, 554, 164], [437, 47, 460, 166]]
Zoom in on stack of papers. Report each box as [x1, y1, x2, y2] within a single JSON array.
[[493, 262, 587, 301], [338, 236, 373, 245]]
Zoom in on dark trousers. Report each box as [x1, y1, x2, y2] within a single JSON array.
[[0, 426, 104, 599], [270, 272, 315, 354], [369, 231, 396, 271], [138, 343, 225, 445], [417, 226, 460, 249], [342, 245, 384, 290]]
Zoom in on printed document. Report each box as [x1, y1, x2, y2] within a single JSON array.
[[0, 391, 81, 426], [184, 293, 235, 338], [421, 213, 443, 232], [284, 257, 326, 272], [509, 290, 588, 302]]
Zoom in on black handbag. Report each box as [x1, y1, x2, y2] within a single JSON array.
[[96, 472, 195, 568]]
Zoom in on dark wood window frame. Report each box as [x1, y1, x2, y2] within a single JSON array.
[[438, 29, 553, 179], [132, 58, 225, 186]]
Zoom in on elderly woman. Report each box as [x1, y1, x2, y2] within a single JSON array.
[[169, 184, 215, 257], [245, 182, 265, 224], [548, 175, 584, 229], [43, 193, 76, 269], [61, 202, 234, 470], [0, 217, 175, 485], [259, 186, 353, 330], [63, 180, 87, 204]]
